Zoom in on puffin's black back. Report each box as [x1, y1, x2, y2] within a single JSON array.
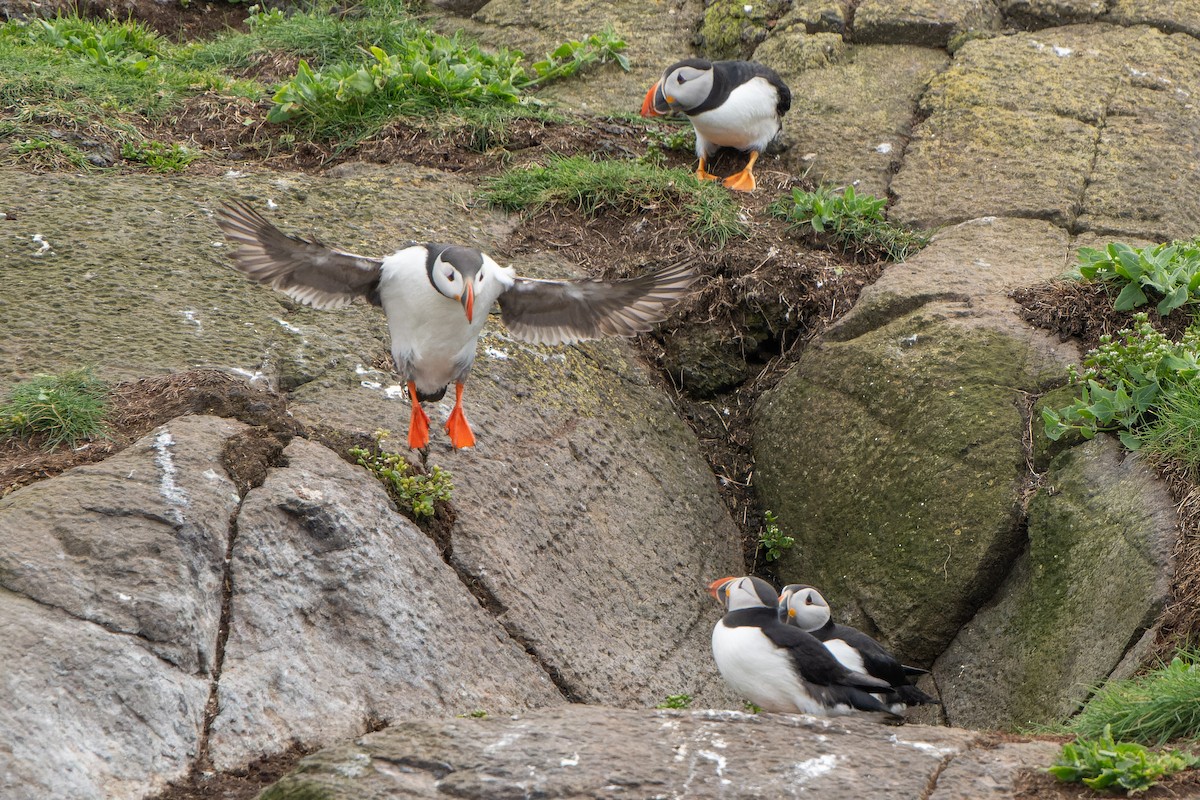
[[686, 60, 792, 118]]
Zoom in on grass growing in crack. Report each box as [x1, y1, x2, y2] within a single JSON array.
[[1050, 650, 1200, 746], [1138, 389, 1200, 481], [771, 185, 930, 262], [1048, 725, 1198, 794], [480, 154, 747, 246], [350, 438, 453, 519], [120, 139, 199, 172], [0, 369, 109, 449]]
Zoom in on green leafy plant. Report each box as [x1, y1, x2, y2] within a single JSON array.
[[480, 153, 746, 245], [244, 5, 286, 29], [1076, 240, 1200, 317], [771, 185, 930, 262], [758, 510, 794, 562], [1048, 725, 1198, 794], [655, 693, 693, 709], [266, 30, 628, 136], [1043, 314, 1200, 448], [120, 139, 198, 171], [0, 369, 109, 449], [1054, 650, 1200, 745], [27, 15, 162, 72], [349, 442, 453, 518]]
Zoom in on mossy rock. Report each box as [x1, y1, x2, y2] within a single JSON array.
[[932, 437, 1176, 729], [697, 0, 790, 60], [754, 314, 1035, 665]]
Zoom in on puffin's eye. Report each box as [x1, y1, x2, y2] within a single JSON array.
[[805, 596, 814, 605], [445, 270, 456, 282], [676, 74, 686, 84]]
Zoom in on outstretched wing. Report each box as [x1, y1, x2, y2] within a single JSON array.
[[497, 261, 698, 346], [215, 200, 384, 310]]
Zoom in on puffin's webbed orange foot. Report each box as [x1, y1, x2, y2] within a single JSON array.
[[722, 169, 757, 192], [407, 381, 431, 450], [445, 381, 476, 449]]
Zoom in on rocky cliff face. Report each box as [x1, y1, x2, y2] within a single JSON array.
[[1, 0, 1196, 798]]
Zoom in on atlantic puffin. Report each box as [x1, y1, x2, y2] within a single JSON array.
[[641, 59, 791, 192], [708, 576, 901, 718], [215, 201, 697, 450], [779, 584, 938, 708]]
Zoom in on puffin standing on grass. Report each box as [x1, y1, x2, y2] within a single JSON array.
[[215, 200, 697, 450], [708, 576, 902, 718], [641, 58, 791, 192], [779, 584, 939, 709]]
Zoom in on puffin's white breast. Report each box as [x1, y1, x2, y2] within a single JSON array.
[[823, 639, 866, 676], [691, 78, 783, 153], [712, 622, 820, 714]]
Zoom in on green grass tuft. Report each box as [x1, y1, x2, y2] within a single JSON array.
[[1056, 650, 1200, 745], [0, 369, 109, 449], [770, 185, 930, 262], [480, 154, 747, 246], [1139, 389, 1200, 479]]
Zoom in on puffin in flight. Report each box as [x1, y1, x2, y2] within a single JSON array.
[[779, 584, 938, 709], [215, 201, 697, 450], [641, 58, 791, 192], [708, 576, 901, 718]]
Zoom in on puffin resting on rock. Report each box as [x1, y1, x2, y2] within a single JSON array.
[[641, 58, 791, 192], [215, 201, 697, 450], [707, 576, 902, 719]]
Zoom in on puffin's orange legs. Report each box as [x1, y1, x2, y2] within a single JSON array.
[[695, 155, 720, 182], [723, 150, 760, 193], [445, 381, 476, 449], [407, 380, 430, 450]]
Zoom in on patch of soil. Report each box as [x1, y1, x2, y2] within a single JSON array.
[[0, 369, 298, 497], [1012, 280, 1193, 352], [2, 0, 248, 41], [149, 742, 314, 800], [1013, 764, 1200, 799]]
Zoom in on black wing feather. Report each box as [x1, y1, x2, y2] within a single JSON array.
[[215, 200, 385, 310], [497, 262, 697, 346]]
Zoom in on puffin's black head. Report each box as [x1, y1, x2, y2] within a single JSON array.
[[718, 575, 779, 612], [641, 58, 715, 117], [426, 244, 487, 322]]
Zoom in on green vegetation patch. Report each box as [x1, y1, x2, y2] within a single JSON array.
[[350, 442, 453, 520], [480, 154, 747, 246], [654, 693, 693, 709], [1043, 313, 1200, 454], [1055, 650, 1200, 746], [1076, 240, 1200, 318], [0, 369, 109, 449], [758, 510, 793, 562], [771, 185, 930, 262], [1049, 725, 1198, 794]]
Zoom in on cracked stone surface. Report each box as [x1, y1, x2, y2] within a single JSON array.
[[853, 0, 1003, 47], [258, 705, 1055, 800]]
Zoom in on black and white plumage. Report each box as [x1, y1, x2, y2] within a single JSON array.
[[708, 576, 901, 718], [641, 58, 791, 192], [779, 584, 939, 709], [215, 200, 698, 449]]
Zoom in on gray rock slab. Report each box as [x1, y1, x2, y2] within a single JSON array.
[[928, 740, 1064, 800], [892, 24, 1200, 237], [1106, 0, 1200, 37], [0, 414, 244, 673], [1077, 30, 1200, 241], [286, 329, 746, 710], [999, 0, 1106, 28], [0, 588, 209, 800], [752, 38, 948, 197], [208, 436, 564, 771], [854, 0, 1002, 47], [258, 705, 988, 800], [934, 438, 1176, 730]]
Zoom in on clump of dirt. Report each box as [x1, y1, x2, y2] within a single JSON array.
[[150, 742, 314, 800], [0, 370, 298, 497], [1012, 280, 1193, 352], [221, 427, 290, 496]]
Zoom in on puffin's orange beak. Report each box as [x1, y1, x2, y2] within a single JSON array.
[[707, 576, 737, 599], [461, 283, 475, 323], [641, 81, 665, 117]]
